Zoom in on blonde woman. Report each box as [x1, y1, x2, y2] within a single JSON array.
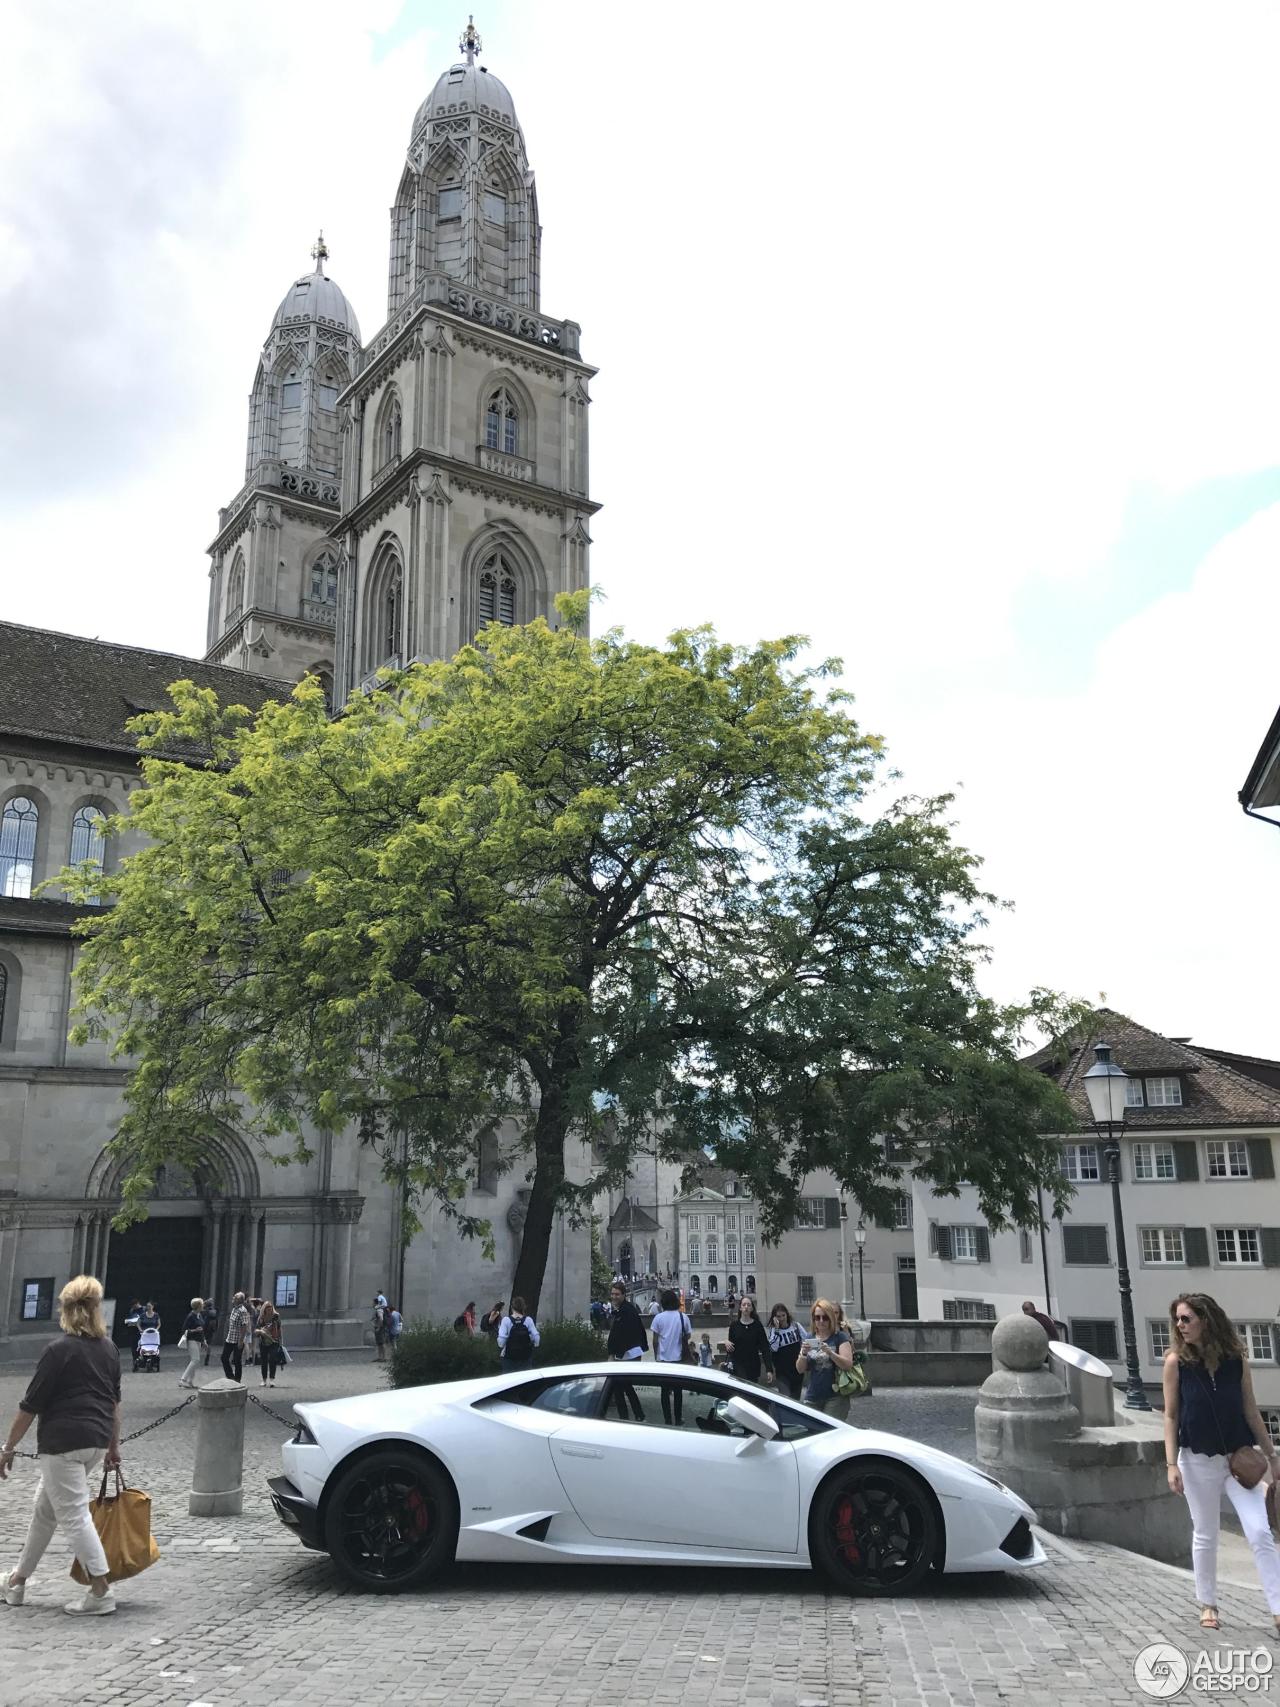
[[1163, 1291, 1280, 1634], [796, 1297, 855, 1422], [179, 1296, 205, 1389], [0, 1275, 122, 1615]]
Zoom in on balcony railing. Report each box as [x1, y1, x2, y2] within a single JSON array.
[[477, 445, 535, 484], [301, 598, 338, 628]]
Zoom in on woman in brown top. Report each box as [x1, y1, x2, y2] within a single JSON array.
[[0, 1275, 122, 1615], [257, 1302, 284, 1386]]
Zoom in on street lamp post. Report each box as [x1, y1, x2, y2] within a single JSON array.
[[838, 1200, 849, 1318], [1082, 1040, 1151, 1411], [855, 1217, 867, 1320]]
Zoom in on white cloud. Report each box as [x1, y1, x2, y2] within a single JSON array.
[[2, 1, 1279, 1049]]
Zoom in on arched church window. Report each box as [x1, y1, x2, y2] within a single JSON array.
[[484, 389, 518, 455], [0, 797, 38, 898], [317, 375, 339, 410], [483, 191, 506, 227], [746, 1274, 756, 1294], [310, 549, 339, 605], [477, 553, 517, 629], [282, 372, 302, 410], [438, 186, 462, 221], [226, 554, 245, 625], [383, 574, 403, 664], [377, 394, 403, 469], [69, 806, 106, 904]]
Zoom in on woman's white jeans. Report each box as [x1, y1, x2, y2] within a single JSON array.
[[182, 1339, 203, 1385], [1179, 1448, 1280, 1612], [15, 1448, 109, 1581]]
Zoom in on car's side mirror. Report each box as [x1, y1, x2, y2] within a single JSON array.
[[724, 1396, 780, 1442]]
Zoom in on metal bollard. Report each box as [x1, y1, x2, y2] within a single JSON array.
[[188, 1378, 248, 1516]]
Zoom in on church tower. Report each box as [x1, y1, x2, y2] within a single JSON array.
[[204, 236, 361, 701], [331, 17, 597, 701]]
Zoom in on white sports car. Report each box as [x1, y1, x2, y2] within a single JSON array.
[[268, 1362, 1044, 1595]]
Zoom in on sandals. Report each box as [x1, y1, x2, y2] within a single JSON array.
[[1199, 1606, 1221, 1630]]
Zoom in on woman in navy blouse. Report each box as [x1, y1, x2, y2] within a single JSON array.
[[1162, 1291, 1280, 1634]]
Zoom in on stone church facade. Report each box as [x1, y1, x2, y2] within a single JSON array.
[[0, 27, 593, 1356]]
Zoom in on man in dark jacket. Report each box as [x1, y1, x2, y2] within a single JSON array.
[[606, 1283, 646, 1420], [1021, 1300, 1058, 1340]]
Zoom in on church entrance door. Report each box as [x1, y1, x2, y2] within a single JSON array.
[[106, 1216, 205, 1346]]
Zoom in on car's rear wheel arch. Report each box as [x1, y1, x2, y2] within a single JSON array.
[[809, 1454, 946, 1575], [318, 1439, 459, 1540]]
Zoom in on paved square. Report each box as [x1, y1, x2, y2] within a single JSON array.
[[0, 1360, 1266, 1706]]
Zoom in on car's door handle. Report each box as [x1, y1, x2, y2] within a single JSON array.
[[557, 1445, 604, 1460]]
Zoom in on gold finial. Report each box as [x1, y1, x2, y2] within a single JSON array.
[[311, 230, 329, 273], [460, 15, 482, 65]]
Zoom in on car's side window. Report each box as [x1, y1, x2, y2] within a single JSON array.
[[752, 1397, 832, 1441], [497, 1376, 606, 1417], [603, 1376, 757, 1435]]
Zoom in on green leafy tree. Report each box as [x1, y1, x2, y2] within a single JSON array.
[[67, 593, 1081, 1312]]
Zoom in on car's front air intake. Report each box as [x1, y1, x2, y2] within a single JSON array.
[[999, 1517, 1033, 1560]]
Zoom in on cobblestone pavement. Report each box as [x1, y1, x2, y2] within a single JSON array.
[[0, 1359, 1270, 1706]]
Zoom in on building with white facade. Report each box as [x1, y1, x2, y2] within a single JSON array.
[[912, 1015, 1280, 1429]]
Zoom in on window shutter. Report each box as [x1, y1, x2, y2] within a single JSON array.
[[936, 1225, 953, 1261], [1098, 1321, 1119, 1360], [873, 1207, 893, 1230], [1064, 1225, 1110, 1265], [823, 1198, 841, 1230], [1182, 1226, 1209, 1267], [1260, 1228, 1280, 1269], [1248, 1139, 1276, 1181], [975, 1227, 991, 1263], [1172, 1141, 1199, 1182], [1072, 1320, 1096, 1356]]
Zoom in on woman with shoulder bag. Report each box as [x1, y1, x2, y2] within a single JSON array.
[[796, 1297, 856, 1422], [178, 1297, 205, 1389], [650, 1289, 693, 1425], [0, 1275, 123, 1615], [1163, 1291, 1280, 1635], [256, 1303, 284, 1387]]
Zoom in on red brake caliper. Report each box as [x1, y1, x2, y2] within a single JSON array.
[[834, 1496, 860, 1564], [404, 1488, 431, 1540]]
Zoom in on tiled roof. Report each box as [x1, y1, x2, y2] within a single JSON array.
[[1028, 1011, 1280, 1130], [0, 621, 293, 758]]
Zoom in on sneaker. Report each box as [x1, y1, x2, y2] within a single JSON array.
[[64, 1586, 116, 1617], [0, 1572, 25, 1607]]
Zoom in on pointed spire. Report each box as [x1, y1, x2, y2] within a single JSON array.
[[460, 14, 482, 66], [311, 230, 329, 275]]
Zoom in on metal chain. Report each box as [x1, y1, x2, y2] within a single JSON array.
[[121, 1394, 197, 1442], [246, 1390, 295, 1428], [7, 1393, 197, 1461]]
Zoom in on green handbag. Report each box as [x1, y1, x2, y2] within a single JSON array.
[[834, 1358, 869, 1398]]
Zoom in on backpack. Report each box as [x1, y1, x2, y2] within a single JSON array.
[[505, 1317, 534, 1361]]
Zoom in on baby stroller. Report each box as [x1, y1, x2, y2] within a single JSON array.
[[133, 1326, 160, 1373]]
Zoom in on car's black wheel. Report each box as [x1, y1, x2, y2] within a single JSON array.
[[810, 1461, 938, 1596], [323, 1450, 457, 1593]]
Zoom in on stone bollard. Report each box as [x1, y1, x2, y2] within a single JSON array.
[[976, 1312, 1187, 1565], [188, 1378, 247, 1517]]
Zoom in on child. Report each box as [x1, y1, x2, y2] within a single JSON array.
[[698, 1332, 713, 1368]]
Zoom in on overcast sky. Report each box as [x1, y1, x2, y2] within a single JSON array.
[[2, 0, 1279, 1053]]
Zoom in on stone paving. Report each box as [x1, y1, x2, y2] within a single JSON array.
[[0, 1356, 1270, 1705]]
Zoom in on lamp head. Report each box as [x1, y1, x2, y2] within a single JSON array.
[[1082, 1040, 1129, 1129]]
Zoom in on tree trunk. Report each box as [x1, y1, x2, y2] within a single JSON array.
[[511, 1095, 568, 1317]]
